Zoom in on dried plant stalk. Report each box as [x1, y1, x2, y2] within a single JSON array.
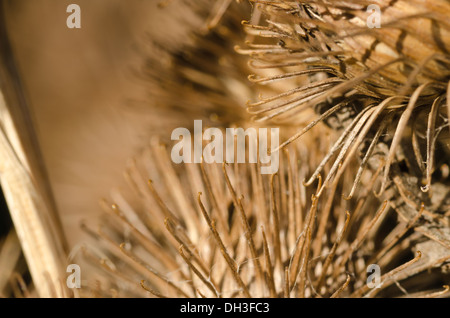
[[0, 4, 68, 297]]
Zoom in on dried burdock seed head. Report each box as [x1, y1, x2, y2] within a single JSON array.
[[4, 0, 450, 299], [75, 134, 450, 298], [65, 1, 450, 298], [238, 0, 450, 249], [135, 0, 254, 133]]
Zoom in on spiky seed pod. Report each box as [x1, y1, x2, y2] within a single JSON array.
[[77, 135, 450, 298], [135, 0, 252, 131], [238, 0, 450, 249], [68, 1, 450, 298], [4, 0, 449, 299]]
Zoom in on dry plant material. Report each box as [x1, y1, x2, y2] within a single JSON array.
[[238, 0, 450, 258], [1, 0, 449, 298], [75, 136, 449, 297], [68, 0, 450, 298], [0, 3, 68, 297]]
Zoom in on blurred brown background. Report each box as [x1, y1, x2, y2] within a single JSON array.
[[3, 0, 206, 248]]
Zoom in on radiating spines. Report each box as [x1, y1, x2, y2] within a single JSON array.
[[238, 0, 450, 204], [73, 129, 449, 298]]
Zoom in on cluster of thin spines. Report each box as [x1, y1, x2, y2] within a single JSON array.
[[238, 0, 450, 243], [76, 132, 448, 298], [74, 1, 450, 298]]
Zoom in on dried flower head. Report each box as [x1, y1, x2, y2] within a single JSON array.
[[78, 134, 450, 298], [237, 0, 450, 251], [70, 1, 450, 298], [1, 0, 449, 299]]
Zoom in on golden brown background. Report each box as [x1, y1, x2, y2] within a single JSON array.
[[4, 0, 206, 248]]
